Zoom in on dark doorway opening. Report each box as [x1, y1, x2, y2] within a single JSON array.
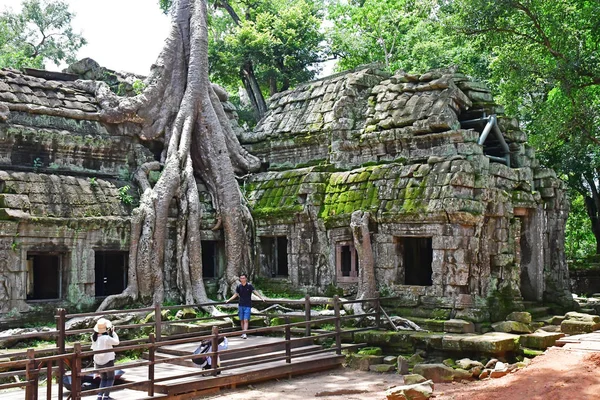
[[202, 241, 218, 278], [260, 236, 289, 277], [95, 251, 128, 297], [336, 242, 358, 283], [400, 237, 433, 286], [27, 253, 61, 300]]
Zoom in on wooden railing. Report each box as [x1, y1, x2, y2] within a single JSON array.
[[0, 295, 392, 400]]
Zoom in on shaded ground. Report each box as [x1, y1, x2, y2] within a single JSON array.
[[197, 347, 600, 400]]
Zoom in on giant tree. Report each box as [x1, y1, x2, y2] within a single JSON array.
[[162, 0, 325, 120], [0, 0, 85, 69], [83, 0, 260, 310]]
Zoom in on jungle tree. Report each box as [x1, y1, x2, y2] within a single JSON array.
[[85, 0, 261, 310], [0, 0, 85, 69]]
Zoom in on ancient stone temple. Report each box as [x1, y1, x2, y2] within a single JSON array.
[[0, 64, 572, 321]]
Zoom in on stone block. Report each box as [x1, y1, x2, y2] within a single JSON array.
[[560, 320, 600, 334], [444, 319, 475, 334], [519, 331, 565, 350], [397, 356, 409, 374], [385, 380, 434, 400], [370, 364, 396, 373], [506, 311, 531, 324], [491, 321, 532, 334]]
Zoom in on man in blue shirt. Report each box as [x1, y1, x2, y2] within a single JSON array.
[[225, 274, 265, 339]]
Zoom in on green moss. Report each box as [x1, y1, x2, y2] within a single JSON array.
[[358, 347, 383, 356]]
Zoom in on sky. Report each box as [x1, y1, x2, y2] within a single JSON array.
[[0, 0, 172, 75]]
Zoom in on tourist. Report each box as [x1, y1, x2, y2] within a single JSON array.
[[91, 318, 120, 400], [225, 273, 265, 339]]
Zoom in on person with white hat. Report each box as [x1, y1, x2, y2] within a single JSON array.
[[91, 318, 120, 400]]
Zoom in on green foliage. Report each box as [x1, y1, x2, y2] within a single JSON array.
[[118, 185, 134, 205], [88, 177, 97, 188], [565, 192, 596, 261], [327, 0, 486, 75], [32, 157, 42, 172], [0, 0, 86, 69], [208, 0, 325, 96], [132, 79, 146, 95]]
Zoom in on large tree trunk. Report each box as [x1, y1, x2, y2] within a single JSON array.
[[240, 61, 268, 120], [350, 210, 377, 315], [82, 0, 260, 311]]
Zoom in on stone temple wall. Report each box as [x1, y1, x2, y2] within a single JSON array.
[[242, 66, 571, 320], [0, 63, 571, 322]]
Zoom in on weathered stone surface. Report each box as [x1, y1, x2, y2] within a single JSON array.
[[412, 363, 471, 383], [506, 312, 532, 324], [492, 321, 532, 334], [519, 331, 565, 350], [455, 358, 484, 370], [403, 374, 427, 385], [397, 355, 409, 374], [444, 319, 475, 333], [385, 380, 434, 400], [370, 363, 396, 373]]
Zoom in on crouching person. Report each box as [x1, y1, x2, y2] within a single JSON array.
[[193, 336, 228, 372], [91, 318, 120, 400]]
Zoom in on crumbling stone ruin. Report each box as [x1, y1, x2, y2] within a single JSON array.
[[0, 64, 572, 323]]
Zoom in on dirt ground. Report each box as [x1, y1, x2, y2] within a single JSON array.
[[200, 347, 600, 400]]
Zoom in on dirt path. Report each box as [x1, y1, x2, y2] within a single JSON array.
[[197, 347, 600, 400]]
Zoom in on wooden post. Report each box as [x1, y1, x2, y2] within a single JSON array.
[[154, 303, 162, 341], [285, 316, 291, 364], [46, 360, 52, 400], [304, 294, 311, 337], [71, 343, 82, 400], [375, 292, 381, 329], [148, 333, 155, 397], [25, 348, 38, 400], [333, 296, 342, 355], [211, 326, 219, 376], [56, 308, 66, 400]]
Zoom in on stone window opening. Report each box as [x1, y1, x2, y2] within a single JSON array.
[[336, 242, 359, 283], [26, 253, 62, 300], [260, 236, 289, 277], [95, 251, 128, 297], [396, 237, 433, 286], [202, 240, 220, 278], [460, 112, 511, 167]]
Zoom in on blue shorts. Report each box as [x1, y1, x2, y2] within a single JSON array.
[[238, 306, 251, 321]]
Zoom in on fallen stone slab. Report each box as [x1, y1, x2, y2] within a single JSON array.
[[506, 311, 532, 324], [444, 319, 475, 333], [442, 332, 519, 356], [492, 320, 532, 334], [519, 330, 565, 350], [561, 320, 600, 334], [370, 363, 396, 373], [403, 373, 427, 385], [386, 380, 434, 400]]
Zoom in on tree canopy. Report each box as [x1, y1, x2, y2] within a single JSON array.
[[0, 0, 85, 69]]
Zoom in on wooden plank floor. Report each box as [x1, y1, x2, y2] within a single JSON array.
[[0, 334, 345, 399]]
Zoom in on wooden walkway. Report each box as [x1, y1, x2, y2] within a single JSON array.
[[555, 330, 600, 352], [1, 335, 347, 399]]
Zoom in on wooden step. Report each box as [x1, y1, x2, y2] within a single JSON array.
[[154, 334, 314, 360], [145, 343, 324, 368]]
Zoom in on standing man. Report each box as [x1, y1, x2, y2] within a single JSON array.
[[226, 273, 265, 339]]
